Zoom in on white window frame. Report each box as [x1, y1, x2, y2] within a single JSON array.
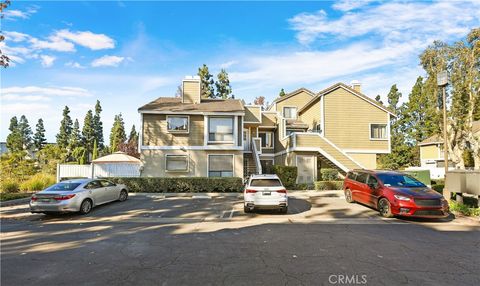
[[258, 131, 274, 149], [207, 154, 235, 177], [282, 106, 297, 119], [369, 123, 388, 141], [165, 154, 189, 172], [166, 115, 189, 134], [208, 116, 235, 144]]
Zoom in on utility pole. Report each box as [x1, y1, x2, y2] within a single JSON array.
[[437, 71, 450, 201]]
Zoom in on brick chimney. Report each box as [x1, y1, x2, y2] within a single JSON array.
[[182, 76, 201, 104], [350, 80, 361, 93]]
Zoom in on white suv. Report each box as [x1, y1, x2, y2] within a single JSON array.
[[243, 174, 288, 214]]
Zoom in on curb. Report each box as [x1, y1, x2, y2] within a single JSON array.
[[130, 192, 243, 199], [0, 197, 31, 207]]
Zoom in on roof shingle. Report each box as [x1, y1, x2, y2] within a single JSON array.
[[138, 97, 245, 113]]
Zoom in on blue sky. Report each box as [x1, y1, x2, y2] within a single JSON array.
[[1, 0, 479, 141]]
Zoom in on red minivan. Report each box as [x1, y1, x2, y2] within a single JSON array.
[[343, 170, 449, 218]]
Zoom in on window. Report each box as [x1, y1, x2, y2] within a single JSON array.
[[283, 107, 297, 119], [367, 175, 379, 189], [166, 155, 189, 172], [45, 182, 81, 192], [167, 116, 188, 132], [250, 179, 282, 187], [314, 123, 322, 133], [355, 172, 368, 184], [99, 180, 115, 187], [260, 159, 274, 173], [85, 180, 102, 189], [208, 155, 233, 177], [286, 130, 295, 136], [259, 132, 273, 148], [377, 173, 426, 188], [370, 124, 387, 140], [209, 117, 234, 142]]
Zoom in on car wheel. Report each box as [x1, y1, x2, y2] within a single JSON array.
[[345, 189, 355, 203], [118, 190, 128, 202], [378, 198, 393, 218], [244, 206, 253, 213], [279, 207, 288, 214], [79, 199, 93, 215]]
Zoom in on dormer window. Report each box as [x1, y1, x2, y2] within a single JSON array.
[[283, 107, 297, 119]]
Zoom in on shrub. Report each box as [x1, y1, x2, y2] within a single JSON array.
[[320, 168, 339, 181], [314, 181, 344, 191], [108, 177, 244, 193], [432, 184, 444, 194], [20, 173, 56, 192], [449, 201, 480, 217], [0, 179, 19, 193], [0, 192, 31, 202], [294, 183, 314, 190], [272, 165, 297, 189]]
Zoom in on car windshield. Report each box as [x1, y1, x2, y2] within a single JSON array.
[[377, 174, 426, 188], [250, 179, 282, 187], [44, 182, 82, 192]]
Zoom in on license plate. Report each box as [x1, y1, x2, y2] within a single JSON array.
[[39, 198, 51, 202], [263, 192, 271, 196]]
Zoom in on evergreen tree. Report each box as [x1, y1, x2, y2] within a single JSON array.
[[18, 115, 33, 150], [386, 85, 401, 112], [128, 125, 139, 145], [92, 140, 99, 160], [57, 106, 73, 148], [215, 69, 233, 99], [82, 110, 95, 158], [109, 114, 127, 152], [279, 88, 286, 97], [93, 100, 104, 148], [6, 116, 22, 152], [33, 118, 47, 150], [197, 64, 215, 98], [375, 95, 384, 105], [68, 119, 81, 150]]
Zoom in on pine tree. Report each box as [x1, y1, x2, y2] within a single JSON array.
[[82, 110, 95, 159], [197, 64, 215, 98], [68, 119, 81, 150], [33, 118, 47, 150], [18, 115, 33, 150], [279, 88, 286, 97], [109, 114, 127, 152], [6, 116, 23, 152], [92, 140, 99, 160], [57, 106, 73, 148], [93, 100, 104, 148], [128, 125, 139, 144], [386, 85, 401, 112], [215, 69, 233, 99]]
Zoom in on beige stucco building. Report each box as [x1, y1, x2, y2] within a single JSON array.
[[139, 76, 395, 183]]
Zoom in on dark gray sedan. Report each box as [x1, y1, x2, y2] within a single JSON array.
[[30, 179, 128, 215]]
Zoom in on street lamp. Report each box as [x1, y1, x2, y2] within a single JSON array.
[[437, 70, 449, 201]]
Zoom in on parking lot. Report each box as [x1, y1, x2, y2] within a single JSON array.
[[1, 191, 479, 285]]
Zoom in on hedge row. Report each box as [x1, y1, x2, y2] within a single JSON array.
[[108, 177, 244, 193], [272, 165, 297, 188], [314, 181, 344, 191]]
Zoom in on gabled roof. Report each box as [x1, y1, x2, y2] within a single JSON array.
[[271, 88, 315, 105], [298, 82, 396, 116], [419, 121, 480, 146], [138, 97, 245, 113]]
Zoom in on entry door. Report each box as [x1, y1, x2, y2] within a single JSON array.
[[297, 155, 314, 184], [243, 128, 250, 150]]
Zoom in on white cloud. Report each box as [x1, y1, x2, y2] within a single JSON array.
[[30, 36, 76, 52], [65, 61, 86, 69], [1, 94, 51, 102], [220, 60, 238, 69], [289, 1, 480, 45], [91, 55, 125, 67], [55, 29, 115, 50], [332, 0, 377, 11], [40, 55, 56, 67], [2, 86, 93, 98], [3, 6, 38, 20], [4, 31, 31, 42]]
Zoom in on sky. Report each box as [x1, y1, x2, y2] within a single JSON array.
[[1, 0, 479, 142]]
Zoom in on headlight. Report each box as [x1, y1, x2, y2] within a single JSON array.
[[394, 195, 411, 201]]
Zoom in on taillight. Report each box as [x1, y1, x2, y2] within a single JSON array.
[[276, 189, 287, 194], [245, 189, 257, 193], [54, 194, 76, 201], [31, 196, 38, 201]]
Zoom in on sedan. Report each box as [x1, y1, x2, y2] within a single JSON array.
[[30, 179, 128, 215]]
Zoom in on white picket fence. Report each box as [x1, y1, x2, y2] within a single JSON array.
[[57, 163, 141, 182]]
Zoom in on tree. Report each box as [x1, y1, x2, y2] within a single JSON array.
[[279, 88, 286, 97], [128, 125, 139, 145], [18, 115, 33, 150], [93, 100, 104, 148], [92, 140, 99, 160], [386, 85, 401, 112], [215, 69, 233, 99], [0, 0, 11, 68], [375, 95, 384, 105], [118, 141, 140, 158], [81, 110, 95, 159], [6, 116, 22, 152], [197, 64, 215, 98], [36, 144, 68, 175], [68, 119, 81, 151], [175, 85, 182, 98], [109, 113, 127, 152], [57, 106, 73, 148], [33, 118, 47, 150]]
